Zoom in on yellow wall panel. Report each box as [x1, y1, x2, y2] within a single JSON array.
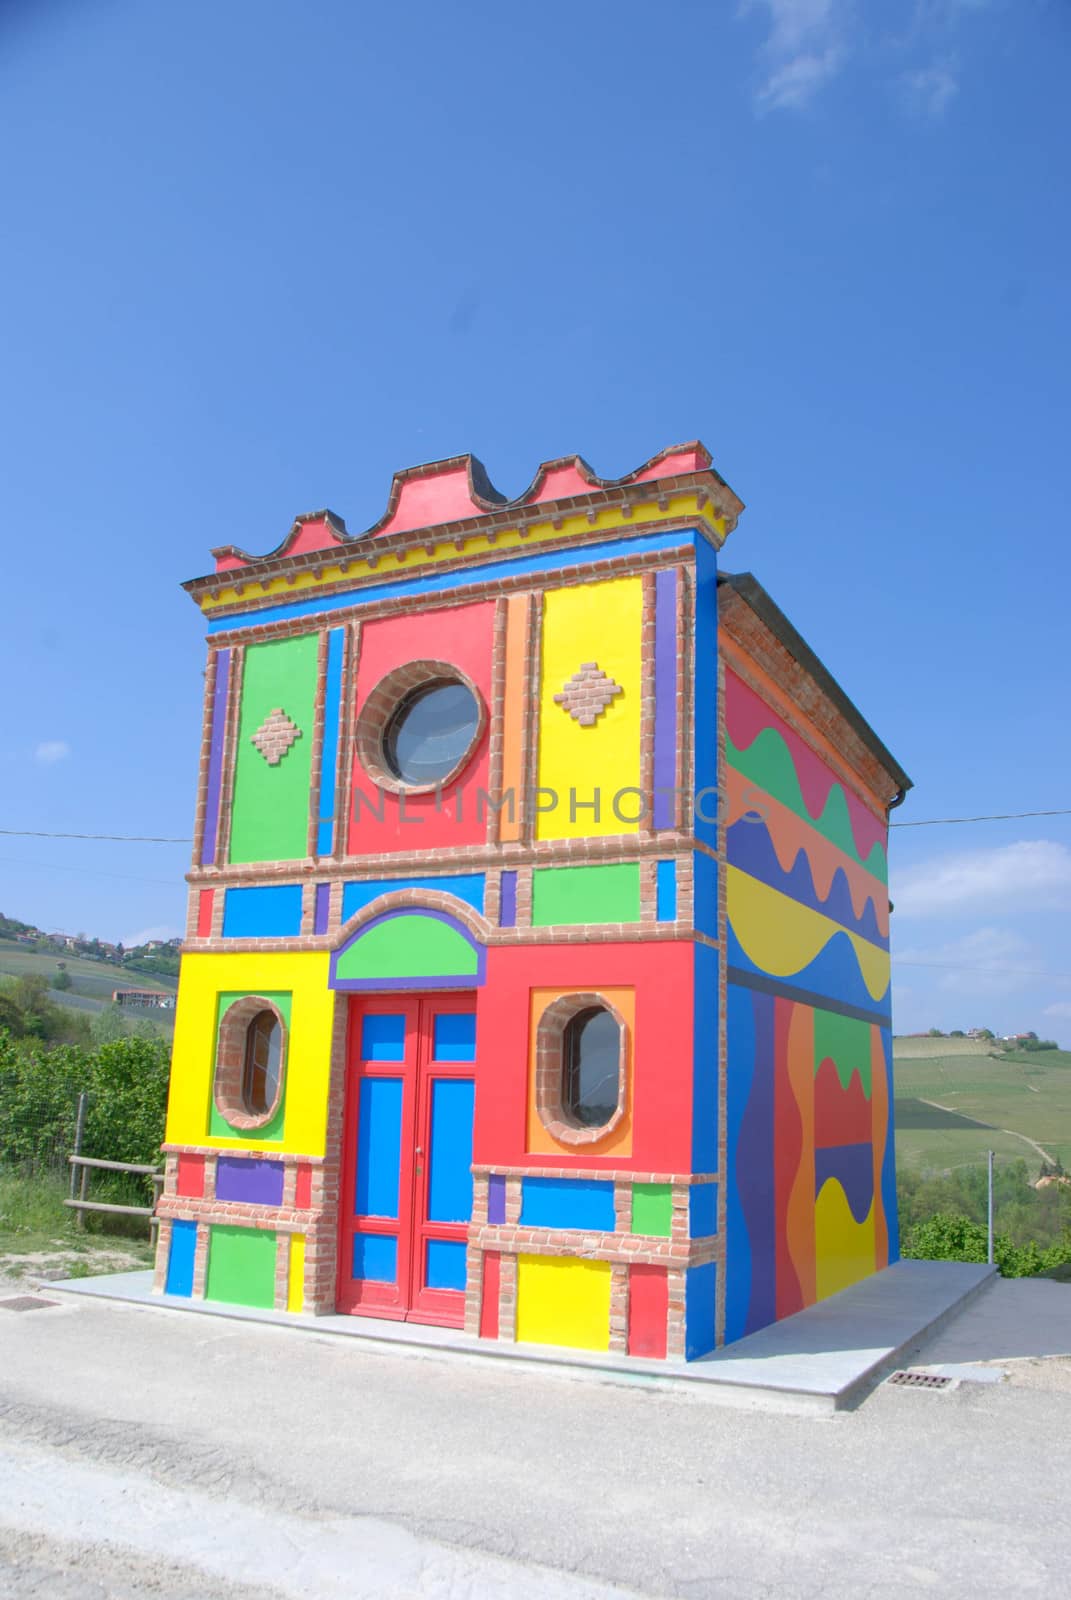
[[516, 1254, 612, 1351], [536, 577, 643, 841], [164, 952, 336, 1156], [287, 1234, 306, 1313]]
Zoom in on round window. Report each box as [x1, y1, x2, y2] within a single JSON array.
[[383, 680, 481, 787]]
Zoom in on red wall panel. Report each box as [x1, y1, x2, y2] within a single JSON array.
[[347, 601, 496, 855], [628, 1263, 668, 1358], [473, 940, 695, 1174]]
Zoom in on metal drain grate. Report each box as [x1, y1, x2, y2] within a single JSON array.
[[887, 1369, 953, 1389], [0, 1295, 59, 1313]]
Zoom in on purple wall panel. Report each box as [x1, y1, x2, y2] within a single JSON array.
[[652, 570, 677, 829], [314, 881, 331, 935], [488, 1173, 507, 1224], [215, 1156, 285, 1206], [201, 648, 231, 866], [499, 871, 517, 928]]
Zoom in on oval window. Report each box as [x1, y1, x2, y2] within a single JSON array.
[[562, 1006, 621, 1129], [383, 680, 480, 786], [242, 1010, 282, 1116]]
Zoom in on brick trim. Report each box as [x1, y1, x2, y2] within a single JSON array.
[[333, 621, 360, 860], [335, 887, 491, 949], [214, 643, 244, 868], [638, 571, 657, 837], [306, 629, 331, 859], [470, 1226, 722, 1270], [533, 992, 630, 1147], [191, 647, 221, 868], [352, 658, 487, 797], [211, 995, 287, 1133]]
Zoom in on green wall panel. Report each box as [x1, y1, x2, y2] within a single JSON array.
[[336, 915, 478, 981], [229, 634, 319, 864], [530, 863, 641, 927], [207, 992, 291, 1142], [205, 1225, 277, 1308], [631, 1182, 673, 1237]]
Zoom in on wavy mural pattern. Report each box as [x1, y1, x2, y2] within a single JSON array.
[[727, 867, 891, 1012], [727, 986, 895, 1339], [725, 768, 888, 932], [724, 671, 898, 1341], [726, 672, 888, 881], [727, 814, 889, 948]]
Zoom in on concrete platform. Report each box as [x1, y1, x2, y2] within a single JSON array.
[[44, 1257, 996, 1412]]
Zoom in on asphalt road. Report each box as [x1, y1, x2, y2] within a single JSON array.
[[1, 1277, 1069, 1598]]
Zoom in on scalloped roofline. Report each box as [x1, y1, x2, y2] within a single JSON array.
[[200, 440, 740, 583]]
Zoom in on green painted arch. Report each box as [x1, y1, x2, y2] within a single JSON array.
[[330, 908, 485, 989]]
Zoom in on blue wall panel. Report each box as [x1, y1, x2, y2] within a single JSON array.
[[689, 1183, 718, 1238], [360, 1014, 406, 1061], [427, 1079, 475, 1222], [342, 875, 485, 921], [222, 885, 304, 938], [355, 1078, 402, 1218], [693, 536, 718, 849], [656, 859, 677, 922], [693, 849, 719, 938], [426, 1239, 468, 1291], [520, 1178, 616, 1232], [165, 1219, 197, 1297], [685, 1262, 717, 1360], [352, 1232, 397, 1283], [432, 1012, 476, 1061]]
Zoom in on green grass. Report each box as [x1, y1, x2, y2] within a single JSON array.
[[0, 1170, 154, 1278], [0, 938, 177, 1000], [893, 1036, 995, 1058], [894, 1048, 1071, 1173]]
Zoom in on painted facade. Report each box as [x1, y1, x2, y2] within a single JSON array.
[[154, 442, 911, 1359]]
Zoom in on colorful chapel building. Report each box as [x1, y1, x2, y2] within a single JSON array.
[[154, 442, 911, 1360]]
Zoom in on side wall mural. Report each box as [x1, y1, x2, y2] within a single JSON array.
[[723, 667, 897, 1342]]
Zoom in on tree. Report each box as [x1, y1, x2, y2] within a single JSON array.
[[53, 964, 73, 991], [91, 1003, 128, 1045]]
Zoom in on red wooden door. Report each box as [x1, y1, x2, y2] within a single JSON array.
[[337, 993, 476, 1327]]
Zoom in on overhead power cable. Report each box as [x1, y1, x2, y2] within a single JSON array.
[[893, 959, 1071, 980], [889, 809, 1071, 829], [0, 829, 192, 843], [1, 807, 1069, 844]]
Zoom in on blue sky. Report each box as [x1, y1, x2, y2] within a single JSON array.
[[1, 0, 1068, 1040]]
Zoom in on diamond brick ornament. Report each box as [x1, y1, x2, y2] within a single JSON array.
[[251, 708, 303, 765], [553, 663, 624, 726]]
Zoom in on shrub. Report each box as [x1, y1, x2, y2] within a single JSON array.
[[0, 1031, 170, 1172], [901, 1210, 1071, 1278]]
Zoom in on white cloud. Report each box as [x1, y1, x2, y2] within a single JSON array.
[[34, 740, 70, 764], [745, 0, 849, 111], [902, 61, 959, 117], [894, 926, 1044, 998], [758, 48, 844, 110], [1043, 1002, 1071, 1022], [893, 840, 1071, 918], [741, 0, 989, 113]]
